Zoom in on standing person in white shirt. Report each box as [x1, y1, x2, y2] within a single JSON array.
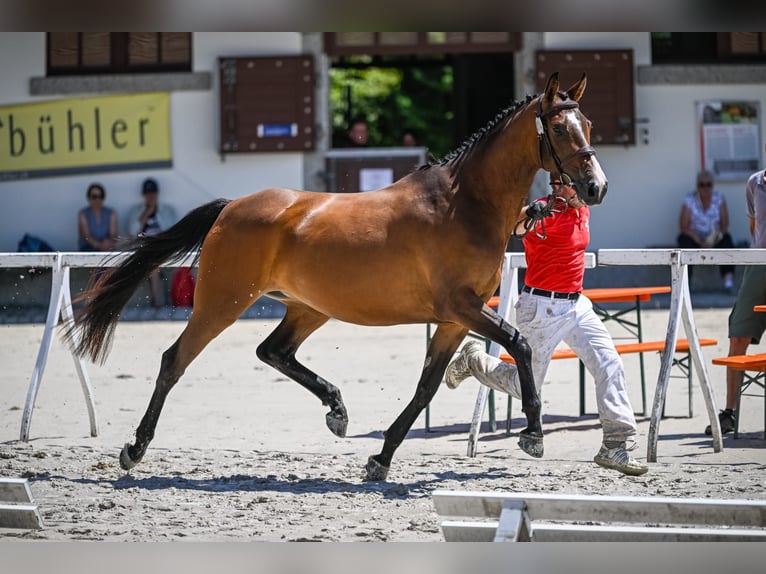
[[705, 147, 766, 435]]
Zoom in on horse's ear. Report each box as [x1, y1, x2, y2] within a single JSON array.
[[566, 73, 587, 102], [543, 72, 560, 104]]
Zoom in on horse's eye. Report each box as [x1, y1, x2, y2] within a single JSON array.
[[553, 125, 566, 136]]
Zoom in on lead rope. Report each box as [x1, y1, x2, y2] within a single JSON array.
[[512, 194, 569, 240]]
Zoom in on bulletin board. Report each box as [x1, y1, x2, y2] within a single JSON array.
[[697, 100, 761, 181]]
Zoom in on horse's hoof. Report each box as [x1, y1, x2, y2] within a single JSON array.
[[518, 433, 544, 458], [119, 443, 140, 471], [364, 455, 389, 482], [326, 411, 348, 438]]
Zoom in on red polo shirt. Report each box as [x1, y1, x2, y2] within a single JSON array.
[[522, 201, 590, 293]]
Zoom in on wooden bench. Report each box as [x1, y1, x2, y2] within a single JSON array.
[[0, 478, 43, 530], [712, 353, 766, 439], [432, 489, 766, 542], [499, 338, 718, 424]]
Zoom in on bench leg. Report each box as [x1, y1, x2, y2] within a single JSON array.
[[735, 373, 743, 440]]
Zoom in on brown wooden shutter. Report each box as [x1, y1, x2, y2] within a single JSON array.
[[219, 55, 315, 153], [536, 49, 635, 146]]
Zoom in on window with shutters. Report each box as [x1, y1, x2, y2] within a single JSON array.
[[324, 32, 521, 56], [651, 33, 766, 64], [47, 33, 192, 75], [536, 50, 635, 146]]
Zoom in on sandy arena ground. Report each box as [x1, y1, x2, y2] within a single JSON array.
[[1, 308, 765, 542]]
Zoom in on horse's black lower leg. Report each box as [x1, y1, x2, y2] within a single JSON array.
[[256, 308, 347, 437], [505, 325, 543, 457], [456, 302, 543, 458], [120, 339, 183, 470], [365, 325, 466, 481]]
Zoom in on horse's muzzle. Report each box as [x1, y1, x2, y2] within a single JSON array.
[[580, 180, 608, 206]]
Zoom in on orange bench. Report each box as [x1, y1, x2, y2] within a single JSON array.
[[711, 353, 766, 439], [499, 338, 718, 423]]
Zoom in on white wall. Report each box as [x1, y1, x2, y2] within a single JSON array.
[[543, 32, 765, 250], [1, 32, 764, 254], [0, 32, 304, 252]]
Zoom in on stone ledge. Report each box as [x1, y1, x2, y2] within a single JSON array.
[[30, 72, 212, 95], [638, 64, 766, 85]]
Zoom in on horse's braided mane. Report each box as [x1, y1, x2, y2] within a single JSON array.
[[418, 93, 537, 175]]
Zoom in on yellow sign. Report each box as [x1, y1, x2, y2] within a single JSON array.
[[0, 93, 171, 180]]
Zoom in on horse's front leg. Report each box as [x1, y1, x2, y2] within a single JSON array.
[[256, 306, 347, 437], [365, 323, 467, 481], [462, 303, 543, 458]]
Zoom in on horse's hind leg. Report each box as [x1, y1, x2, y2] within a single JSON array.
[[120, 335, 183, 470], [120, 309, 243, 470], [365, 323, 467, 481], [256, 304, 347, 437]]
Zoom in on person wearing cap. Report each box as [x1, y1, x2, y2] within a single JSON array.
[[443, 176, 648, 476], [126, 177, 178, 307]]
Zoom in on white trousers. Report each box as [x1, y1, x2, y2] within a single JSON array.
[[467, 291, 638, 444]]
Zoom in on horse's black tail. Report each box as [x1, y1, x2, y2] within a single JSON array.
[[64, 198, 231, 364]]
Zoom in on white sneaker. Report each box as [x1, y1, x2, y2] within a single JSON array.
[[594, 444, 648, 476], [444, 341, 483, 389]]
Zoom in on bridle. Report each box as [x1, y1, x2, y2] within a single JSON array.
[[512, 95, 599, 241], [535, 97, 597, 188]]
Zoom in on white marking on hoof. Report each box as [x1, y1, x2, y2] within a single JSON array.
[[119, 443, 139, 470], [326, 411, 348, 438], [364, 455, 390, 481], [518, 433, 544, 458]]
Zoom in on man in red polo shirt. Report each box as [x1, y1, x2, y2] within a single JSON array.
[[445, 176, 648, 476]]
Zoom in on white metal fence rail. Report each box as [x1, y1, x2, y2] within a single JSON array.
[[3, 248, 766, 460], [598, 248, 766, 462], [0, 251, 199, 441]]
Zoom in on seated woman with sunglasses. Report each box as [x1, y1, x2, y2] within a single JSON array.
[[78, 182, 119, 252], [678, 170, 735, 291]]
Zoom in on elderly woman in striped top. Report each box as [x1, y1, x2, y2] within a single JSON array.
[[678, 170, 735, 291]]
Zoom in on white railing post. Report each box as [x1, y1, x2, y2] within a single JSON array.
[[59, 263, 98, 438], [1, 250, 202, 440], [597, 248, 766, 461], [19, 254, 81, 440]]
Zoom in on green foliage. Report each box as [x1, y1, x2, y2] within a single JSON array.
[[330, 59, 454, 158]]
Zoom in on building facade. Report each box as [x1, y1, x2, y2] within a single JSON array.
[[1, 32, 765, 254]]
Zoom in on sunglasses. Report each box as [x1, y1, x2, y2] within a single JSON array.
[[697, 182, 712, 188], [88, 194, 104, 199]]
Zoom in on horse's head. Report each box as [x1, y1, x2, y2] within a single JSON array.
[[536, 72, 608, 206]]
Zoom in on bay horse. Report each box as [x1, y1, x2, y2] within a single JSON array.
[[66, 72, 607, 481]]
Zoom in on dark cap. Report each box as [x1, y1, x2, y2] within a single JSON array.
[[142, 178, 159, 194]]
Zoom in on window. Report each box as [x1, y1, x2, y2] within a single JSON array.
[[651, 33, 766, 64], [324, 32, 521, 56], [47, 33, 192, 75]]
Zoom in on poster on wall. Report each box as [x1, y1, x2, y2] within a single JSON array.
[[697, 100, 761, 181], [0, 93, 172, 181]]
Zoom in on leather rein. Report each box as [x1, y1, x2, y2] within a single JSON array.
[[536, 97, 596, 188], [512, 97, 598, 240]]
